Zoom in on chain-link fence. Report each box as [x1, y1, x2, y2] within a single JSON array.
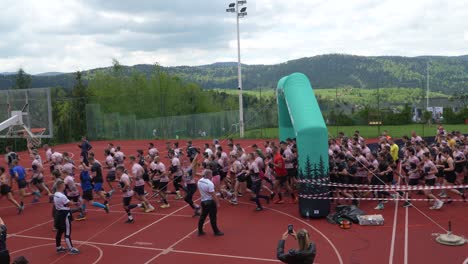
[[86, 103, 278, 140]]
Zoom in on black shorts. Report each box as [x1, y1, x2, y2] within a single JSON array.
[[454, 164, 464, 173], [275, 176, 288, 185], [342, 175, 351, 185], [67, 195, 80, 203], [352, 177, 365, 185], [425, 178, 436, 186], [436, 168, 444, 178], [123, 196, 132, 206], [152, 180, 160, 190], [408, 179, 419, 186], [158, 181, 168, 192], [371, 176, 385, 185], [106, 170, 116, 182], [386, 173, 394, 183], [133, 185, 145, 196], [286, 168, 297, 179], [0, 185, 11, 195], [17, 179, 27, 189], [142, 172, 150, 182], [444, 172, 456, 184], [236, 173, 247, 182], [82, 190, 93, 201], [31, 177, 44, 185]]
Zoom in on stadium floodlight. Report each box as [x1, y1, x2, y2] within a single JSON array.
[[225, 1, 247, 138]]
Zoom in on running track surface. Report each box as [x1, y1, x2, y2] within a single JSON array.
[[1, 139, 467, 264]]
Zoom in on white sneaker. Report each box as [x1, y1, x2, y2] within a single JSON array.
[[439, 193, 447, 198], [435, 200, 444, 210], [374, 203, 384, 210], [145, 205, 155, 213]]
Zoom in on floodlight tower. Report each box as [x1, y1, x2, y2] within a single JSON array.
[[226, 1, 247, 138]]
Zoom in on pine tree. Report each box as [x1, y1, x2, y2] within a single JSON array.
[[71, 71, 88, 139], [14, 68, 31, 89]]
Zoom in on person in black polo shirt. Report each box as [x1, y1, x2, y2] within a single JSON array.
[[77, 136, 92, 166]]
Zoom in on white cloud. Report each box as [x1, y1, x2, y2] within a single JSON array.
[[0, 0, 467, 73]]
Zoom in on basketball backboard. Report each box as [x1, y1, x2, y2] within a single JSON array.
[[0, 87, 53, 138]]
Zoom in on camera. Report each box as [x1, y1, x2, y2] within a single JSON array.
[[288, 224, 293, 234]]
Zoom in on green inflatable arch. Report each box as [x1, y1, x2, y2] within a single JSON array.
[[277, 73, 330, 218]]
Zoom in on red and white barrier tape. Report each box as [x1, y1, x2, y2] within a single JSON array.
[[298, 195, 465, 202], [298, 179, 468, 190]]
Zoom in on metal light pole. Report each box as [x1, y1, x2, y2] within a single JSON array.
[[226, 1, 247, 137]]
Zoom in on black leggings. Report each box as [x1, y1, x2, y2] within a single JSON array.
[[173, 176, 182, 192], [184, 184, 197, 209]]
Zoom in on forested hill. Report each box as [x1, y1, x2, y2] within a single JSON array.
[[1, 54, 467, 94]]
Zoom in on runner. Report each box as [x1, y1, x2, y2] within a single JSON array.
[[79, 164, 109, 216], [89, 156, 113, 211], [104, 149, 116, 191], [0, 167, 23, 214], [116, 166, 143, 224], [129, 156, 154, 213], [11, 160, 41, 207], [181, 154, 201, 216]]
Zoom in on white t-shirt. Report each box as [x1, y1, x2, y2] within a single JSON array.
[[46, 149, 53, 162], [171, 157, 183, 177], [32, 158, 43, 175], [51, 152, 63, 164], [131, 163, 145, 186], [148, 147, 158, 157], [120, 173, 134, 197], [198, 177, 215, 202], [204, 148, 213, 158], [106, 155, 115, 170], [64, 175, 79, 197], [114, 151, 125, 164], [62, 162, 74, 176], [150, 161, 166, 181], [54, 192, 70, 210], [283, 148, 294, 169]]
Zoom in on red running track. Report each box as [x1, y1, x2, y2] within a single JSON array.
[[1, 139, 467, 264]]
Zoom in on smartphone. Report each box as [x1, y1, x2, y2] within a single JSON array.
[[288, 224, 293, 234]]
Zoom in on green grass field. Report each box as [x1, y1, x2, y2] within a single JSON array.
[[244, 124, 467, 139]]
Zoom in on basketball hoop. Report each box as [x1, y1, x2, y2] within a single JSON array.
[[17, 128, 46, 149]]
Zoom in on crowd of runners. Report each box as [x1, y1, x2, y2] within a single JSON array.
[[0, 126, 466, 255], [328, 127, 467, 210]]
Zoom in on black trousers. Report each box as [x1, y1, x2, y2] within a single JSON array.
[[55, 210, 73, 248], [81, 151, 89, 166], [184, 184, 197, 209], [198, 200, 220, 233], [0, 250, 10, 264]]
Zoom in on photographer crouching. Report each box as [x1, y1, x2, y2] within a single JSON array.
[[277, 226, 316, 264]]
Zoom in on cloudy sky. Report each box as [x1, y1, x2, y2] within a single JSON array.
[[1, 0, 467, 74]]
